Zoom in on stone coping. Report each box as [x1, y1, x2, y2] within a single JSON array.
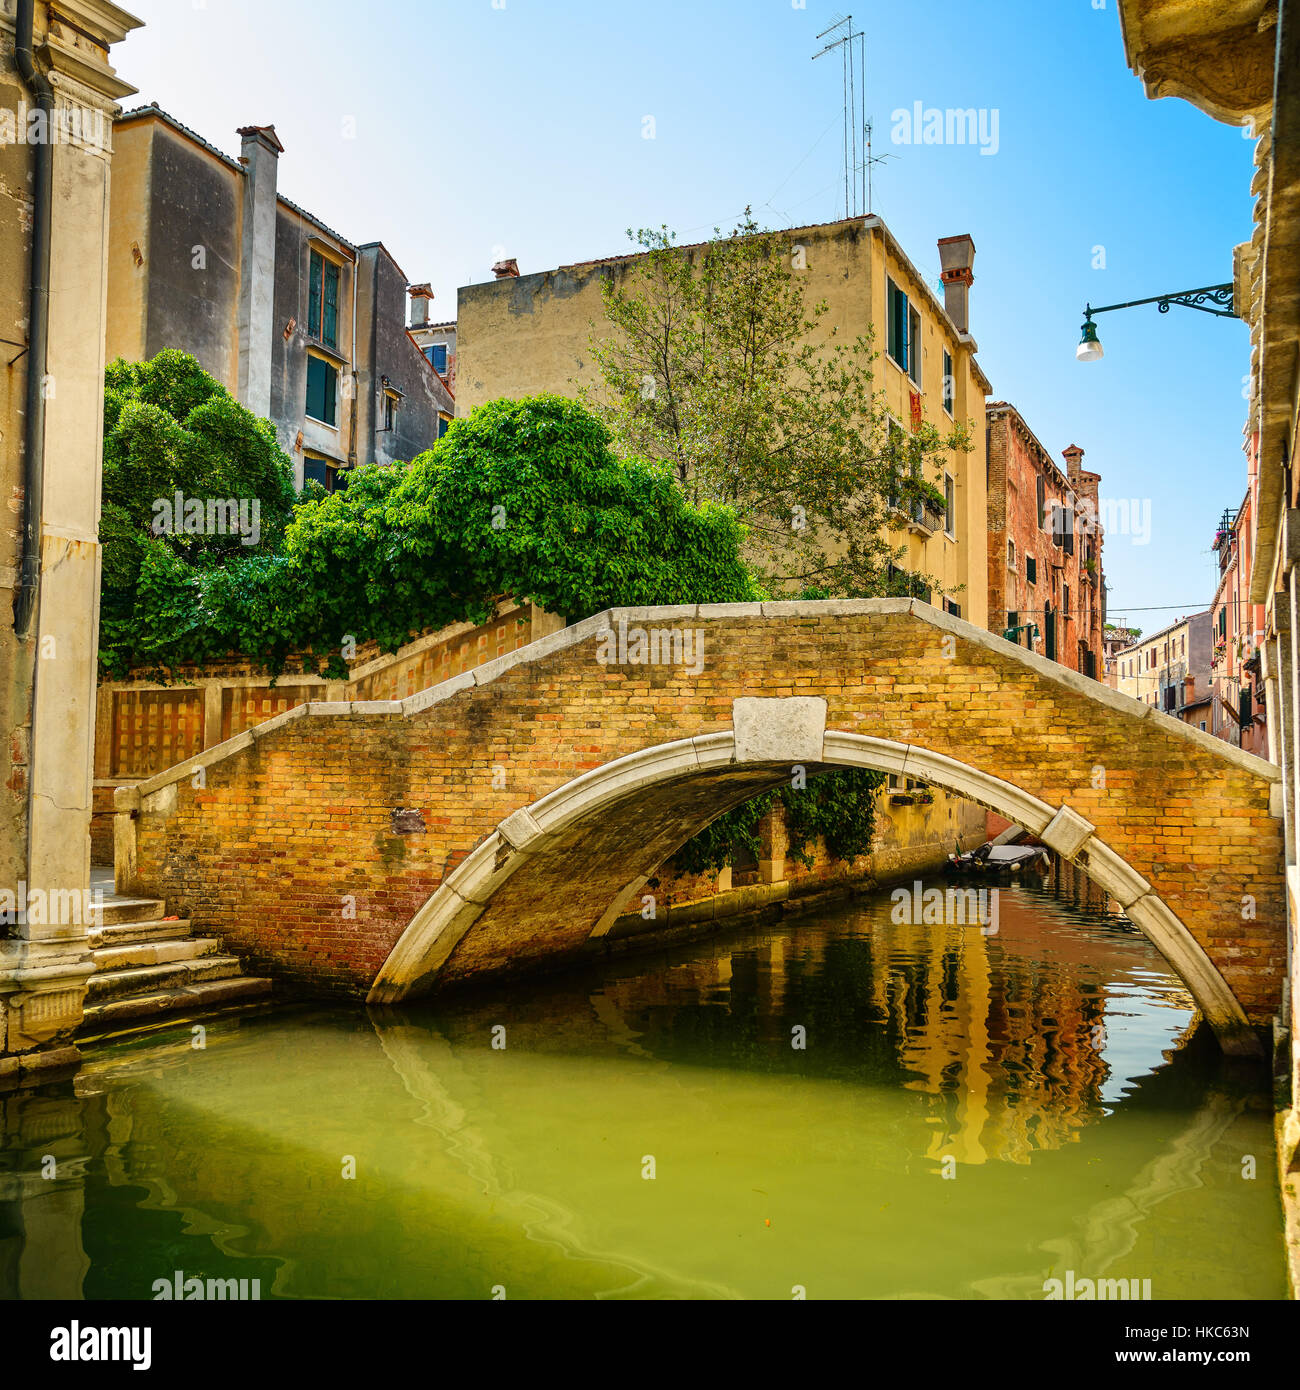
[[113, 599, 1280, 811]]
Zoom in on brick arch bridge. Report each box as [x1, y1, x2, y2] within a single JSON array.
[[117, 601, 1285, 1057]]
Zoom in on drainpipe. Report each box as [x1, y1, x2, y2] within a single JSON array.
[[12, 0, 54, 637], [347, 256, 358, 467]]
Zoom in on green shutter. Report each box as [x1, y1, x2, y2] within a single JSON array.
[[309, 251, 322, 339], [323, 261, 339, 347]]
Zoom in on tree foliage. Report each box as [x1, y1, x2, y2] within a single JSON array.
[[585, 212, 971, 599], [99, 362, 758, 677]]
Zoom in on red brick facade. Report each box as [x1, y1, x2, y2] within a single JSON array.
[[987, 404, 1105, 678]]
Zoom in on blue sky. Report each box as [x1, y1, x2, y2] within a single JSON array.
[[116, 0, 1257, 626]]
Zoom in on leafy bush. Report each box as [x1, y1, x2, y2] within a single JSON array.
[[100, 367, 758, 677]]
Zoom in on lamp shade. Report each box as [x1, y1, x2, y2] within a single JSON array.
[[1076, 318, 1103, 362]]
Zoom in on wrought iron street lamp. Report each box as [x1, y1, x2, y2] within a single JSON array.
[[1076, 283, 1236, 362]]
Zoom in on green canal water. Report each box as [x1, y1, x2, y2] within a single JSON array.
[[1, 877, 1286, 1300]]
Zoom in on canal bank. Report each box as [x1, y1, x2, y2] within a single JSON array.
[[1, 875, 1285, 1300]]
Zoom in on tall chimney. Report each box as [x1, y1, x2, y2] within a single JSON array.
[[236, 124, 284, 420], [937, 234, 975, 335], [1062, 443, 1085, 480], [491, 257, 519, 279], [409, 282, 433, 328]]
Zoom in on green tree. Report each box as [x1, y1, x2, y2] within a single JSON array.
[[99, 351, 298, 676], [585, 212, 970, 599], [101, 385, 759, 677]]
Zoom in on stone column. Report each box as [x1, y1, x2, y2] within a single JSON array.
[[0, 1, 143, 1068]]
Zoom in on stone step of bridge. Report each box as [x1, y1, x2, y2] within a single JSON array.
[[91, 935, 222, 972], [86, 955, 252, 1001], [92, 895, 167, 927], [79, 874, 273, 1041], [79, 976, 274, 1035], [89, 917, 194, 947]]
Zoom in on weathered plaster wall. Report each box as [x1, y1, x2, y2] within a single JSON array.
[[456, 216, 989, 630]]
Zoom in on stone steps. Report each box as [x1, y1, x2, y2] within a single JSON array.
[[89, 917, 194, 947], [80, 976, 274, 1033], [77, 879, 273, 1041], [92, 935, 222, 972], [93, 895, 166, 927]]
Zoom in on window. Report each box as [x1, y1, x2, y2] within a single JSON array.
[[1199, 720, 1207, 732], [908, 305, 922, 385], [383, 392, 398, 431], [308, 249, 340, 348], [942, 349, 954, 414], [1007, 538, 1016, 570], [944, 598, 961, 618], [887, 278, 908, 370], [1007, 609, 1019, 633], [437, 415, 451, 439], [1026, 555, 1037, 585], [303, 454, 346, 493], [425, 343, 449, 375], [1064, 583, 1070, 614], [1036, 475, 1046, 530], [943, 473, 955, 537], [306, 354, 338, 426]]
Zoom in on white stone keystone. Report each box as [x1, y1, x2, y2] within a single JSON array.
[[1040, 805, 1096, 859], [732, 697, 827, 765]]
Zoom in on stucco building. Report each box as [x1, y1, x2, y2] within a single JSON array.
[[986, 404, 1106, 677], [454, 215, 992, 631], [408, 283, 456, 404], [1, 0, 142, 1070], [1113, 612, 1213, 718], [104, 105, 453, 490]]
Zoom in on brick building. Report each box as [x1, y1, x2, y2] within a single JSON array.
[[1209, 475, 1269, 757], [986, 403, 1105, 677]]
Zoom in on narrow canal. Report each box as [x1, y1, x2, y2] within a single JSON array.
[[1, 875, 1286, 1300]]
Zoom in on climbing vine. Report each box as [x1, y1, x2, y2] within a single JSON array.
[[671, 767, 887, 876]]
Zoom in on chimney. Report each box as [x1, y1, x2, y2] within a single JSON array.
[[492, 257, 519, 279], [235, 124, 284, 420], [1062, 444, 1085, 480], [936, 234, 975, 335], [409, 282, 433, 328]]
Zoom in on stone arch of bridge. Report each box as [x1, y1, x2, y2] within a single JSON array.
[[367, 717, 1261, 1057]]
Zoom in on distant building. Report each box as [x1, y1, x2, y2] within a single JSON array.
[[453, 215, 993, 630], [1208, 479, 1268, 756], [105, 106, 453, 489], [1102, 624, 1140, 689], [986, 404, 1105, 677], [408, 284, 456, 410], [1113, 612, 1213, 720]]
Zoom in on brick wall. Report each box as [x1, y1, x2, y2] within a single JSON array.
[[119, 604, 1285, 1027]]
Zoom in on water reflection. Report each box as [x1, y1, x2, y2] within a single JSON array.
[[0, 878, 1285, 1300]]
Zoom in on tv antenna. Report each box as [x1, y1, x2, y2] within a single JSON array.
[[812, 14, 869, 218], [864, 119, 897, 215]]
